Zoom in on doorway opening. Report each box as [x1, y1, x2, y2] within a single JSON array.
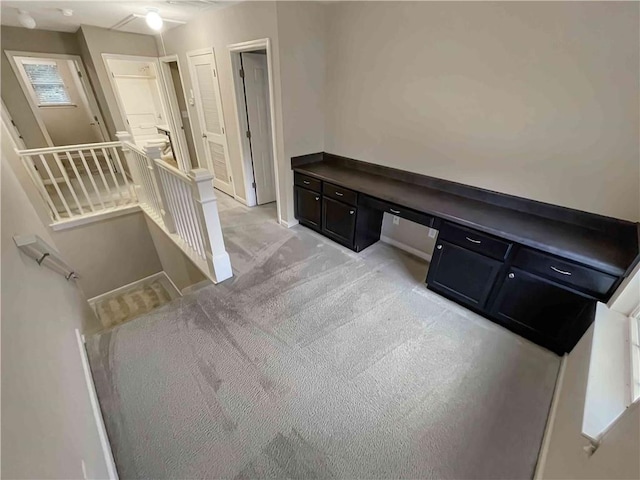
[[159, 56, 198, 170], [103, 54, 187, 171], [5, 51, 108, 147], [229, 39, 281, 221]]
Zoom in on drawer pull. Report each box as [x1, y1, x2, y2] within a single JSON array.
[[303, 180, 310, 185], [465, 236, 482, 244], [315, 196, 319, 201], [389, 208, 401, 214], [335, 191, 344, 196], [349, 210, 355, 215], [550, 266, 572, 276], [436, 244, 443, 250], [508, 273, 515, 279]]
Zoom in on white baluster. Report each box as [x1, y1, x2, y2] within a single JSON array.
[[144, 141, 176, 232], [189, 168, 232, 282]]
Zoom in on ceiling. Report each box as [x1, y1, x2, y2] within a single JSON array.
[[0, 1, 232, 35]]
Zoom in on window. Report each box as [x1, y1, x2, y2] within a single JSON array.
[[631, 305, 640, 402], [21, 61, 72, 106]]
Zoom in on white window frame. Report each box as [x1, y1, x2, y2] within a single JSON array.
[[20, 58, 74, 107]]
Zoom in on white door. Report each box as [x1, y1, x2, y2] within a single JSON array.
[[188, 49, 234, 196], [242, 53, 276, 205]]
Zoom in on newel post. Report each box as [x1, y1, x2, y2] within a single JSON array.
[[189, 168, 233, 283], [144, 140, 177, 234]]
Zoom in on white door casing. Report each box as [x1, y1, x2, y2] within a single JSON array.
[[187, 48, 234, 197], [242, 53, 276, 205]]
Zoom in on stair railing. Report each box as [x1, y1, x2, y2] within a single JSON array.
[[117, 132, 232, 283]]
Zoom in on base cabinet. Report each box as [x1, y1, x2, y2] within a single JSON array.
[[489, 268, 593, 353], [294, 186, 321, 230], [427, 240, 502, 309], [322, 197, 356, 247]]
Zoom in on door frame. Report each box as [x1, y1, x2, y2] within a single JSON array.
[[228, 38, 281, 220], [5, 50, 109, 147], [102, 54, 172, 143], [186, 46, 236, 197], [158, 54, 195, 172]]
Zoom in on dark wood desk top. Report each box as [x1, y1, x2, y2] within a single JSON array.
[[293, 155, 639, 277]]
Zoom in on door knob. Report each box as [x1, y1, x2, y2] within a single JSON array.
[[508, 273, 515, 279], [436, 244, 442, 250]]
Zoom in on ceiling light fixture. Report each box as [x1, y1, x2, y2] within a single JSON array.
[[145, 10, 163, 31], [17, 9, 36, 29], [60, 8, 74, 17]]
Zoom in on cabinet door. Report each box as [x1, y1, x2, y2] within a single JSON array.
[[322, 197, 356, 246], [294, 186, 321, 230], [489, 268, 592, 351], [427, 240, 502, 308]]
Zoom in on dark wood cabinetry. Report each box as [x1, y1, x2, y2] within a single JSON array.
[[294, 186, 321, 230], [322, 197, 356, 246], [427, 240, 502, 308], [292, 154, 640, 355], [489, 268, 594, 353]]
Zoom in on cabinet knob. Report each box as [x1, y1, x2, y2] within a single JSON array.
[[315, 196, 319, 201], [508, 273, 515, 279], [349, 210, 354, 215], [436, 244, 442, 250]]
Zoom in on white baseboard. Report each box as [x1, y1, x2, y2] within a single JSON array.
[[534, 354, 568, 479], [75, 329, 119, 480], [280, 218, 299, 229], [380, 235, 433, 262], [87, 271, 182, 308]]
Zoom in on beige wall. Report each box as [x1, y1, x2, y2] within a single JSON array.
[[539, 326, 640, 479], [157, 1, 326, 224], [157, 1, 281, 206], [54, 212, 164, 299], [275, 1, 326, 223], [78, 25, 159, 139], [30, 58, 103, 146], [1, 26, 82, 148], [1, 139, 109, 478], [324, 2, 640, 222], [381, 215, 436, 258], [2, 124, 164, 299], [145, 217, 206, 291]]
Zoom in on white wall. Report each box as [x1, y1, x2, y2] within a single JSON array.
[[539, 326, 640, 479], [1, 136, 110, 478], [324, 1, 640, 222]]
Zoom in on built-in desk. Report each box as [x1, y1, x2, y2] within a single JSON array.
[[292, 152, 640, 354]]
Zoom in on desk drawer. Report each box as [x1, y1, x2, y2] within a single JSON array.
[[294, 172, 321, 193], [359, 195, 434, 227], [323, 182, 358, 206], [439, 222, 511, 261], [514, 248, 617, 297]]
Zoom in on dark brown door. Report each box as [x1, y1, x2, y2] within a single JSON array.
[[322, 197, 356, 247], [427, 240, 502, 308], [294, 186, 321, 230]]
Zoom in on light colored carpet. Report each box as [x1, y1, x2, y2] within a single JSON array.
[[86, 193, 560, 479], [94, 280, 172, 329]]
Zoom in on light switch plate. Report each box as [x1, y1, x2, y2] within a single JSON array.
[[428, 228, 437, 238], [393, 215, 400, 225]]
